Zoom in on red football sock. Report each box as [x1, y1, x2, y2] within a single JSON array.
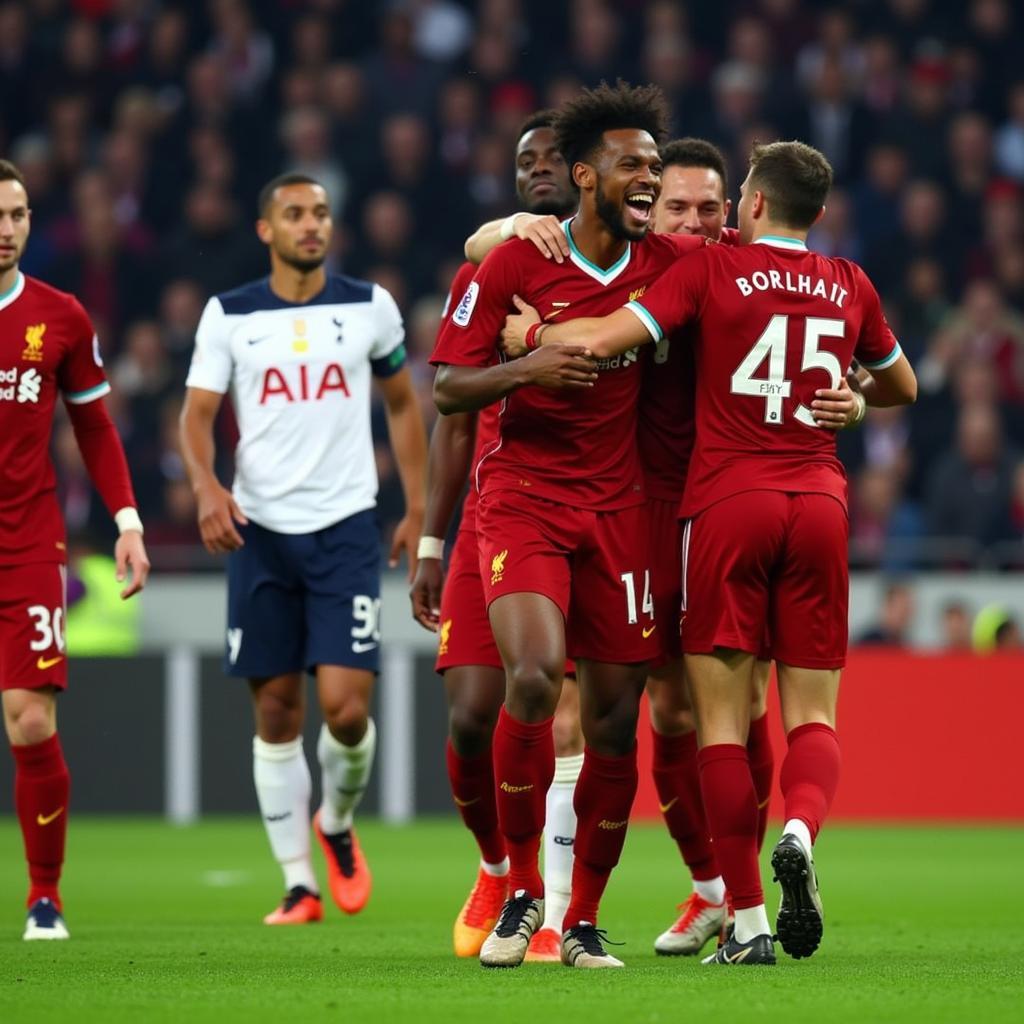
[[12, 734, 70, 910], [650, 727, 719, 880], [780, 722, 841, 843], [491, 707, 553, 896], [445, 740, 507, 866], [697, 744, 762, 910], [746, 713, 775, 852], [563, 746, 638, 930]]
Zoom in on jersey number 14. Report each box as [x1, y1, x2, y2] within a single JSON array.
[[731, 314, 845, 426]]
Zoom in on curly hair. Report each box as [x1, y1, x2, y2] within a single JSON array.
[[661, 137, 729, 199], [553, 80, 670, 169]]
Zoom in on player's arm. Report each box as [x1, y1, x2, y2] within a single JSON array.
[[855, 351, 917, 406], [465, 213, 570, 265], [377, 366, 428, 581], [65, 397, 151, 598], [409, 411, 476, 632], [179, 387, 248, 554], [850, 270, 918, 407]]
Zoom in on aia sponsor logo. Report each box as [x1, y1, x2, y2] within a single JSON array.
[[259, 362, 350, 404], [0, 366, 42, 403]]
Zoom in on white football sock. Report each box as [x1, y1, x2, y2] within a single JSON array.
[[317, 719, 377, 835], [693, 876, 727, 905], [733, 904, 771, 943], [252, 736, 317, 893], [481, 857, 510, 877], [542, 753, 582, 932], [783, 818, 814, 858]]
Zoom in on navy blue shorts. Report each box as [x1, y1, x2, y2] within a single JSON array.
[[225, 510, 382, 677]]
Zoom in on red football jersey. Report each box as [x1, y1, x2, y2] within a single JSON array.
[[439, 261, 499, 530], [0, 274, 110, 564], [628, 237, 901, 517], [431, 221, 703, 510], [637, 229, 740, 502]]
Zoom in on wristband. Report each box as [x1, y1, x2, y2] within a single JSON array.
[[115, 506, 144, 536], [851, 391, 867, 425], [524, 322, 546, 351], [499, 213, 521, 241], [417, 536, 444, 560]]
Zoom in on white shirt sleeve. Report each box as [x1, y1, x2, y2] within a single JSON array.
[[185, 297, 233, 394], [369, 284, 405, 360]]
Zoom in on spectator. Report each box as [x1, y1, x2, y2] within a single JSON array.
[[994, 81, 1024, 182], [940, 601, 973, 651], [972, 604, 1024, 652], [856, 580, 916, 646]]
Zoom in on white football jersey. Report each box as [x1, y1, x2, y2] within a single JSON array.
[[185, 274, 406, 533]]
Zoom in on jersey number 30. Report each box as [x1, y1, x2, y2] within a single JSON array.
[[731, 314, 844, 426]]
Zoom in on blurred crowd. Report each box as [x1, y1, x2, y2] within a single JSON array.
[[3, 0, 1024, 569]]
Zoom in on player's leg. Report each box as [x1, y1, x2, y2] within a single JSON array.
[[445, 664, 509, 955], [437, 527, 510, 955], [250, 672, 322, 924], [768, 493, 849, 960], [648, 659, 728, 955], [749, 658, 774, 851], [480, 590, 566, 967], [226, 522, 318, 923], [314, 665, 376, 914], [2, 562, 71, 940], [475, 491, 575, 968], [528, 672, 582, 959]]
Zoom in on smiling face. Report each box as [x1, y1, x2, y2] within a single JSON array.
[[652, 164, 730, 239], [579, 128, 662, 241], [515, 126, 575, 217], [0, 178, 31, 274], [257, 182, 332, 272]]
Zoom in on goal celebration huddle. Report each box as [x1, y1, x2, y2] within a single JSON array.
[[2, 78, 916, 971]]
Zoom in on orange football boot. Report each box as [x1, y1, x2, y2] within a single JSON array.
[[313, 811, 372, 914], [525, 926, 562, 962], [263, 886, 323, 925], [453, 867, 508, 957]]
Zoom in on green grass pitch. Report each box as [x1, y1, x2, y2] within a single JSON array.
[[1, 819, 1022, 1024]]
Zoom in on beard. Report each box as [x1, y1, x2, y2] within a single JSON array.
[[595, 180, 644, 241], [278, 248, 326, 273], [527, 191, 575, 217]]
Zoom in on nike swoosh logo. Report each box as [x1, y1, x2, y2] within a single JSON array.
[[658, 797, 678, 814], [642, 625, 656, 638], [352, 641, 378, 653], [727, 946, 752, 963], [247, 335, 274, 346], [36, 655, 64, 670], [452, 796, 480, 807], [37, 807, 64, 826]]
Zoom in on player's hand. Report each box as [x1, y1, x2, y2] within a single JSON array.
[[502, 294, 542, 357], [410, 557, 444, 631], [114, 530, 151, 599], [195, 480, 248, 554], [522, 344, 598, 389], [811, 376, 864, 431], [514, 214, 570, 263], [390, 509, 423, 581]]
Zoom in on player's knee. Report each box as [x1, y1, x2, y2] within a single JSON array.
[[649, 698, 695, 736], [449, 703, 498, 758], [323, 697, 370, 747], [253, 692, 303, 743], [584, 700, 640, 756], [552, 705, 583, 756], [506, 662, 560, 720], [7, 704, 55, 746]]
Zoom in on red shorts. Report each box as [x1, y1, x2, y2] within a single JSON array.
[[681, 491, 848, 669], [648, 498, 684, 668], [476, 490, 658, 664], [436, 526, 503, 673], [0, 562, 68, 691]]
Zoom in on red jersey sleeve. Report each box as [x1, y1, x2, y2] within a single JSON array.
[[430, 245, 523, 367], [624, 245, 712, 342], [719, 227, 741, 246], [851, 266, 902, 370], [57, 298, 111, 405]]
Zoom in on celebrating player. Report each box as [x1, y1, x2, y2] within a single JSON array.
[[410, 111, 586, 961], [432, 82, 721, 969], [180, 173, 427, 925], [503, 140, 917, 966], [0, 159, 150, 941]]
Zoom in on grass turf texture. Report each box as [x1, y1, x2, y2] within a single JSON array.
[[1, 820, 1022, 1024]]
